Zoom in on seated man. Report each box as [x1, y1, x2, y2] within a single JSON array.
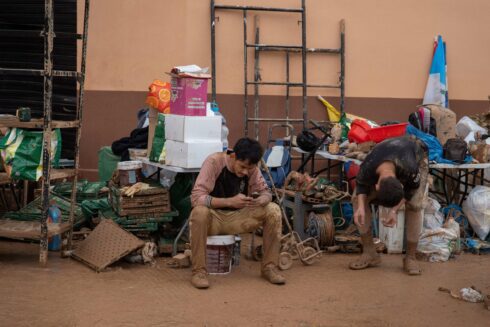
[[189, 137, 285, 289], [349, 135, 428, 275]]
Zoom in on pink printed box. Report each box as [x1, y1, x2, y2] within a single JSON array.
[[170, 76, 208, 116]]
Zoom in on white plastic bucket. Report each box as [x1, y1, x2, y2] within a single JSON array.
[[206, 235, 235, 274], [117, 160, 143, 186]]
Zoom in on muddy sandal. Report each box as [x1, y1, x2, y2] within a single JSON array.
[[403, 257, 421, 275], [349, 254, 381, 270]]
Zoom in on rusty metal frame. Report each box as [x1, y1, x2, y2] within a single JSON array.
[[210, 1, 345, 140], [0, 0, 90, 265]]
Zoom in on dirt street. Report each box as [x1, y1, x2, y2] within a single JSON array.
[[0, 239, 488, 326]]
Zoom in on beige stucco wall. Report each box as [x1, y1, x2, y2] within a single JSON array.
[[83, 0, 490, 101]]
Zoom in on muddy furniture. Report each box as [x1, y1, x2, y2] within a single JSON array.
[[0, 0, 91, 265]]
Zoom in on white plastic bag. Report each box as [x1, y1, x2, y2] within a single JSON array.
[[462, 185, 490, 240], [423, 198, 444, 230], [455, 116, 487, 139], [418, 218, 460, 262]]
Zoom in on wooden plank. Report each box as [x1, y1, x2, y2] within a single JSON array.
[[0, 172, 10, 185], [0, 219, 70, 240], [50, 169, 76, 180], [0, 169, 74, 185], [0, 117, 80, 129], [115, 205, 172, 217]]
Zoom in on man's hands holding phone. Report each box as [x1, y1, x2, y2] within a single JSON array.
[[227, 193, 267, 209]]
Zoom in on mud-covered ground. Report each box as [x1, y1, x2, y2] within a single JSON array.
[[0, 239, 488, 326]]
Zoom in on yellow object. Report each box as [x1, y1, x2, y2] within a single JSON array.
[[317, 95, 340, 122]]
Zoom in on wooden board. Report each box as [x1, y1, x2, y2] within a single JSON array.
[[0, 117, 80, 129], [72, 219, 145, 272], [108, 183, 171, 216], [0, 219, 70, 240]]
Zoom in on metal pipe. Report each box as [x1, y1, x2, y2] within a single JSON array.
[[211, 0, 217, 103], [286, 51, 290, 130], [214, 5, 303, 13], [40, 0, 55, 266], [243, 9, 248, 136], [246, 81, 303, 86], [0, 68, 79, 78], [67, 0, 90, 253], [254, 46, 340, 53], [253, 17, 260, 140], [247, 118, 304, 122], [301, 0, 307, 130], [246, 44, 302, 50], [340, 19, 345, 117]]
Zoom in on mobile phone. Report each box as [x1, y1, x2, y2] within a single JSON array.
[[251, 192, 260, 199]]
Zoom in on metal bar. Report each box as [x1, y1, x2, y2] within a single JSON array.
[[256, 47, 341, 53], [0, 68, 80, 78], [23, 180, 29, 207], [246, 81, 303, 86], [0, 29, 82, 39], [52, 70, 80, 78], [306, 84, 340, 88], [286, 51, 290, 128], [243, 9, 249, 136], [246, 43, 302, 50], [67, 0, 90, 253], [0, 68, 44, 76], [253, 16, 260, 140], [247, 118, 304, 122], [340, 19, 346, 117], [301, 0, 307, 130], [214, 5, 303, 13], [211, 0, 217, 103], [40, 0, 55, 266]]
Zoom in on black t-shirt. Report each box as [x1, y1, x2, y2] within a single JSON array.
[[355, 136, 427, 200], [209, 168, 249, 210]]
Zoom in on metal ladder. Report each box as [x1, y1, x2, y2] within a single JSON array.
[[210, 0, 345, 140]]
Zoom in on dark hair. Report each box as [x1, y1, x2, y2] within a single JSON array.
[[233, 137, 263, 164], [377, 176, 404, 207]]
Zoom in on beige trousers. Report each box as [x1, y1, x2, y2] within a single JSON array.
[[189, 203, 282, 273]]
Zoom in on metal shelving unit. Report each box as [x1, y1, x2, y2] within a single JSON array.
[[0, 0, 90, 265]]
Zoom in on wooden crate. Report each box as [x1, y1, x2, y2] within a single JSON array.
[[108, 182, 171, 217]]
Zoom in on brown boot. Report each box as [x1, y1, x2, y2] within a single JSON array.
[[191, 269, 210, 289], [261, 264, 286, 285], [403, 241, 421, 275], [349, 231, 381, 270]]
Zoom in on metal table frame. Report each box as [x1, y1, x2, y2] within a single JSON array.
[[292, 147, 490, 206], [141, 158, 200, 255]]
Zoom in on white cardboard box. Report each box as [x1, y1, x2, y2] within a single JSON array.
[[165, 114, 222, 142], [165, 140, 223, 168]]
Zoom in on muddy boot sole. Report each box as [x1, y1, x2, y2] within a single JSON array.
[[403, 257, 422, 276], [349, 254, 381, 270]]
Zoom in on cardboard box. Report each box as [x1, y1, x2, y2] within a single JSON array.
[[165, 114, 221, 142], [165, 140, 222, 168], [170, 76, 208, 116]]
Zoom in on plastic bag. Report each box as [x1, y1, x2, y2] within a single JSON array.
[[149, 113, 166, 163], [418, 218, 460, 262], [455, 116, 487, 139], [424, 198, 444, 230], [462, 185, 490, 240], [0, 128, 61, 181]]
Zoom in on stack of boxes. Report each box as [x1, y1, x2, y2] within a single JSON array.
[[164, 73, 223, 168]]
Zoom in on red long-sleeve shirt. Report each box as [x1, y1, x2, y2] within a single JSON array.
[[191, 152, 271, 208]]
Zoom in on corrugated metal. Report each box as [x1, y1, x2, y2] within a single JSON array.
[[0, 0, 77, 158]]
